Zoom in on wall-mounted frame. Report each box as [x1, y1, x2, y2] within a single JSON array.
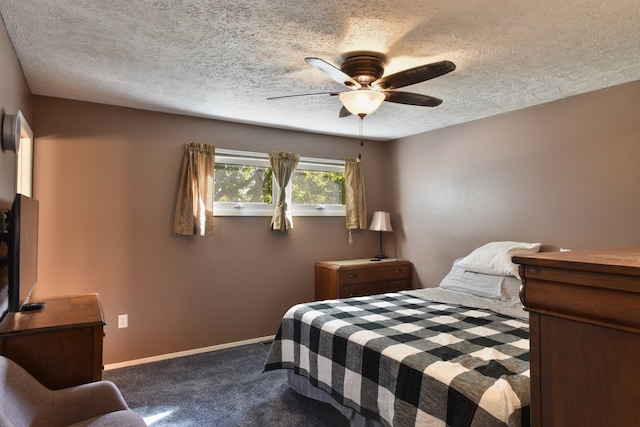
[[2, 111, 33, 197]]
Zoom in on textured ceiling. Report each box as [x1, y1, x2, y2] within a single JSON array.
[[0, 1, 639, 141]]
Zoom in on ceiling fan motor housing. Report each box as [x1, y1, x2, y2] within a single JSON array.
[[339, 53, 386, 87]]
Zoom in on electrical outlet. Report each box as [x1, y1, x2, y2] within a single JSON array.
[[118, 314, 128, 329]]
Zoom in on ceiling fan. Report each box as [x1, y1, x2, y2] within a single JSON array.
[[268, 51, 456, 118]]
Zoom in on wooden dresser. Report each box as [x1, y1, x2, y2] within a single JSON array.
[[0, 293, 105, 390], [315, 258, 412, 300], [513, 247, 640, 427]]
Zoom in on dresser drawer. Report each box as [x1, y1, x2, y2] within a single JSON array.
[[339, 264, 410, 284]]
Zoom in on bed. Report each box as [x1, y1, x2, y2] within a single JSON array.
[[265, 242, 540, 427]]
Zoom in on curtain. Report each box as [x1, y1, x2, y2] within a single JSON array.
[[269, 151, 300, 232], [173, 142, 215, 236], [345, 157, 367, 236]]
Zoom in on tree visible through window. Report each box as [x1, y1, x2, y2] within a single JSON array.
[[214, 164, 272, 204], [291, 169, 345, 205]]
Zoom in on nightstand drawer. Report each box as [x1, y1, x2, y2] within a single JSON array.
[[339, 264, 410, 284], [340, 280, 411, 298]]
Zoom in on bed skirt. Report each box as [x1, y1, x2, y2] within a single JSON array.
[[287, 370, 383, 427]]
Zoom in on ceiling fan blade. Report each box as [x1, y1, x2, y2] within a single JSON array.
[[374, 60, 456, 90], [267, 92, 340, 100], [384, 91, 443, 107], [305, 57, 362, 89], [338, 106, 352, 118]]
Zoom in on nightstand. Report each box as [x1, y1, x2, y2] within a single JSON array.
[[314, 258, 412, 300]]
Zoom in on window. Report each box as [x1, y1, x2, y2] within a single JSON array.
[[214, 149, 346, 217]]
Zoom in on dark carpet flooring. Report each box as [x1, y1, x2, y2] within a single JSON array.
[[103, 342, 350, 427]]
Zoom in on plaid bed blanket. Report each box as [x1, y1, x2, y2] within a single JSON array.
[[264, 292, 530, 427]]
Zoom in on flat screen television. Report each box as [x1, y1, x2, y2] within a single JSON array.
[[7, 194, 42, 312]]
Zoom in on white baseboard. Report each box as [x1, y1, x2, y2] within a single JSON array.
[[104, 334, 276, 370]]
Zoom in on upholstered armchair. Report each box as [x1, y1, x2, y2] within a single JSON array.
[[0, 355, 145, 427]]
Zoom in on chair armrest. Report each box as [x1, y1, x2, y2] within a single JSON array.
[[44, 381, 130, 426]]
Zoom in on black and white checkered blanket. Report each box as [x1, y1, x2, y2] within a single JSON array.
[[265, 292, 530, 427]]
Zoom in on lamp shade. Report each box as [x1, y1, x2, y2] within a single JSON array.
[[339, 90, 385, 117], [369, 211, 393, 232]]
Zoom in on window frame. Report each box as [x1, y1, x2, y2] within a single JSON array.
[[213, 149, 346, 217]]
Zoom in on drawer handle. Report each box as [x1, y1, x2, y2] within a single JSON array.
[[395, 269, 404, 273], [348, 273, 358, 279]]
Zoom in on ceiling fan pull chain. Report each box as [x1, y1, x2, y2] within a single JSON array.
[[359, 116, 364, 160]]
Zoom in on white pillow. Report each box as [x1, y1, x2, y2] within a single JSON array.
[[453, 241, 541, 279], [439, 262, 523, 301]]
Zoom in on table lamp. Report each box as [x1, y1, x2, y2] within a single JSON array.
[[369, 211, 393, 260]]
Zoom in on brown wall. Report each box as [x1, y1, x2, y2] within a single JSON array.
[[389, 80, 640, 288], [32, 97, 387, 364]]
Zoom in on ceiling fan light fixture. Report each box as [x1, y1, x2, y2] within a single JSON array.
[[339, 90, 385, 118]]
